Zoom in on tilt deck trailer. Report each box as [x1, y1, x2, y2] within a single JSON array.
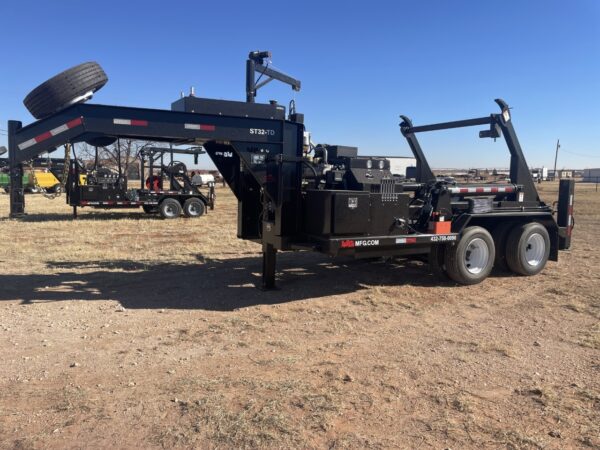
[[7, 51, 574, 288]]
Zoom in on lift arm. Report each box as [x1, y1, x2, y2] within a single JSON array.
[[399, 99, 539, 202]]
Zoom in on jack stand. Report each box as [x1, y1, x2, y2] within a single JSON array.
[[261, 244, 277, 290]]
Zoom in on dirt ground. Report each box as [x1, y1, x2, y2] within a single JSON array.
[[0, 182, 598, 449]]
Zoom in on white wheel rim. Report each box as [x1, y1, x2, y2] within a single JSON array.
[[524, 233, 545, 267], [164, 205, 176, 217], [464, 238, 490, 274], [189, 204, 199, 215]]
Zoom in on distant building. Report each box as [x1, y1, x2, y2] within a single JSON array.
[[557, 169, 573, 179], [583, 168, 600, 182]]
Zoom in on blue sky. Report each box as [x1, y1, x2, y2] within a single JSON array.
[[1, 0, 599, 169]]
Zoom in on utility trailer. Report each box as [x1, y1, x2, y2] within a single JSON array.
[[65, 145, 215, 218], [7, 51, 574, 288]]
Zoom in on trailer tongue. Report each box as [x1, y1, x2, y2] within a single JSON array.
[[7, 51, 574, 289]]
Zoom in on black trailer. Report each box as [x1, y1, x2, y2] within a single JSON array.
[[7, 52, 574, 288], [65, 144, 215, 219]]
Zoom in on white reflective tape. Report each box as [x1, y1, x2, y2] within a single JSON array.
[[18, 138, 37, 150], [185, 123, 201, 130], [569, 194, 573, 206], [113, 119, 131, 125], [50, 124, 69, 136]]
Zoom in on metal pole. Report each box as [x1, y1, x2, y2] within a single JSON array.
[[246, 59, 255, 103], [117, 138, 122, 176], [552, 139, 560, 181], [8, 120, 25, 217]]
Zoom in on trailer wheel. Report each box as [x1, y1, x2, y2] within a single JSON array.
[[444, 226, 495, 285], [429, 244, 449, 280], [23, 62, 108, 119], [158, 198, 182, 219], [505, 222, 550, 276], [51, 183, 62, 194], [183, 198, 205, 218]]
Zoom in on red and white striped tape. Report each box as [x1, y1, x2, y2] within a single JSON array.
[[18, 117, 83, 150], [113, 118, 148, 126], [395, 237, 417, 244], [184, 123, 216, 131], [448, 185, 515, 194]]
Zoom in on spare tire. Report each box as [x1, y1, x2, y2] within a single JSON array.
[[23, 62, 108, 119]]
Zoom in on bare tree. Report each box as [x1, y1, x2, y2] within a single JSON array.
[[77, 140, 155, 179]]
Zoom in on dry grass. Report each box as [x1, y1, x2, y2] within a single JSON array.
[[0, 182, 599, 448]]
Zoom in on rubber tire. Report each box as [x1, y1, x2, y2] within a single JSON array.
[[429, 244, 449, 280], [158, 198, 182, 219], [51, 183, 62, 194], [492, 221, 514, 271], [142, 205, 158, 214], [505, 222, 550, 276], [183, 198, 205, 218], [85, 136, 117, 147], [23, 62, 108, 119], [444, 226, 495, 285]]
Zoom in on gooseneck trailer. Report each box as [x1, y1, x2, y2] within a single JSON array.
[[7, 51, 574, 288]]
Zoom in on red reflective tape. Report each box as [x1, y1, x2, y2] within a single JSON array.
[[504, 187, 513, 192], [475, 187, 484, 193], [185, 123, 216, 131], [491, 187, 498, 193], [406, 237, 417, 244], [35, 131, 52, 143], [460, 188, 469, 194], [568, 206, 573, 215], [66, 117, 83, 128], [130, 120, 148, 126]]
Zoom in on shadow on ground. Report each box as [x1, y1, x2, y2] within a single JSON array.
[[0, 252, 465, 311]]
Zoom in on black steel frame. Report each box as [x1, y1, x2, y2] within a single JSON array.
[[7, 87, 574, 290], [400, 99, 539, 202], [246, 51, 301, 103]]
